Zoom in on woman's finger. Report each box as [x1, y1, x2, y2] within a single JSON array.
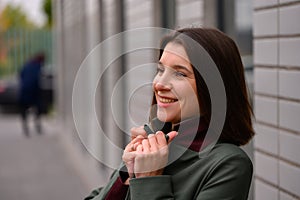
[[124, 135, 144, 152], [148, 134, 158, 151], [156, 131, 178, 146], [136, 144, 143, 153], [142, 139, 150, 153], [156, 131, 167, 146], [130, 126, 147, 140], [132, 134, 144, 143]]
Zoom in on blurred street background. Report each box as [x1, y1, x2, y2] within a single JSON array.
[[0, 114, 88, 200], [1, 0, 300, 200]]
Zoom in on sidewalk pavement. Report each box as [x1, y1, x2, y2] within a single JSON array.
[[0, 114, 90, 200]]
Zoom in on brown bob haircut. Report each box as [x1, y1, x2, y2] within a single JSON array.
[[151, 27, 254, 146]]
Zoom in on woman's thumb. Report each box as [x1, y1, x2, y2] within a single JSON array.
[[166, 131, 178, 143]]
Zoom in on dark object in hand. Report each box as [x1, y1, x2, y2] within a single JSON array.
[[144, 118, 172, 142]]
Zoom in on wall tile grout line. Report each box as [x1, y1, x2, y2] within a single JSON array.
[[255, 121, 300, 135], [255, 34, 300, 39], [255, 93, 300, 105], [254, 1, 300, 11], [255, 65, 300, 70], [256, 176, 300, 198], [276, 3, 280, 198], [255, 148, 300, 168]]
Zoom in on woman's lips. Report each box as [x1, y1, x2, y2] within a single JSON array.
[[157, 96, 178, 107]]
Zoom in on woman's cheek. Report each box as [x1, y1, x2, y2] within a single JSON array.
[[152, 81, 156, 91], [152, 76, 158, 90], [184, 91, 200, 117]]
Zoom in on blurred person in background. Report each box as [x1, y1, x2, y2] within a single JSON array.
[[86, 28, 255, 200], [18, 52, 45, 137]]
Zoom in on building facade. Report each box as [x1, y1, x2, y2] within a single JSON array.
[[253, 0, 300, 199]]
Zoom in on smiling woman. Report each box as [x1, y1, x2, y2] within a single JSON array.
[[85, 27, 255, 200]]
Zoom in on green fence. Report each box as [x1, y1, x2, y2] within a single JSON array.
[[0, 28, 52, 78]]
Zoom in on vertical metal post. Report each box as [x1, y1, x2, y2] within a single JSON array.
[[161, 0, 176, 29]]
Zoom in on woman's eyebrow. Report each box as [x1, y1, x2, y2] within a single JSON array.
[[158, 61, 192, 74]]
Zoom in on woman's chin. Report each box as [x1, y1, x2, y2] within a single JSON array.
[[157, 114, 179, 124]]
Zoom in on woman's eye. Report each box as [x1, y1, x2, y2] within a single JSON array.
[[175, 71, 187, 77], [156, 66, 164, 74]]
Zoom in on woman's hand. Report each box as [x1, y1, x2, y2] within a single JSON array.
[[134, 131, 177, 178], [122, 135, 145, 179], [122, 131, 178, 180]]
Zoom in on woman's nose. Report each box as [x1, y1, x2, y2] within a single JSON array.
[[153, 68, 172, 91], [154, 80, 171, 91]]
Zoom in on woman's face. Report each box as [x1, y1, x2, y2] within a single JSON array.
[[153, 42, 199, 124]]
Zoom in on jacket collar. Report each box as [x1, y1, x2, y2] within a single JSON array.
[[172, 117, 209, 152]]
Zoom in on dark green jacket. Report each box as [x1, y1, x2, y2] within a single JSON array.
[[85, 142, 253, 200]]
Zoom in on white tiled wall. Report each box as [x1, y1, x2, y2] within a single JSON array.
[[280, 0, 300, 4], [254, 96, 278, 125], [253, 9, 278, 36], [254, 124, 278, 155], [279, 38, 300, 67], [254, 1, 300, 199], [254, 39, 278, 66], [254, 68, 278, 95], [279, 130, 300, 165], [255, 180, 279, 200], [279, 100, 300, 132], [254, 0, 278, 8], [280, 191, 297, 200], [279, 161, 300, 197], [279, 70, 300, 99], [279, 4, 300, 35], [255, 152, 278, 185]]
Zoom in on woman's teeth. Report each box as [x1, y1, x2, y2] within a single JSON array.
[[160, 98, 176, 103]]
